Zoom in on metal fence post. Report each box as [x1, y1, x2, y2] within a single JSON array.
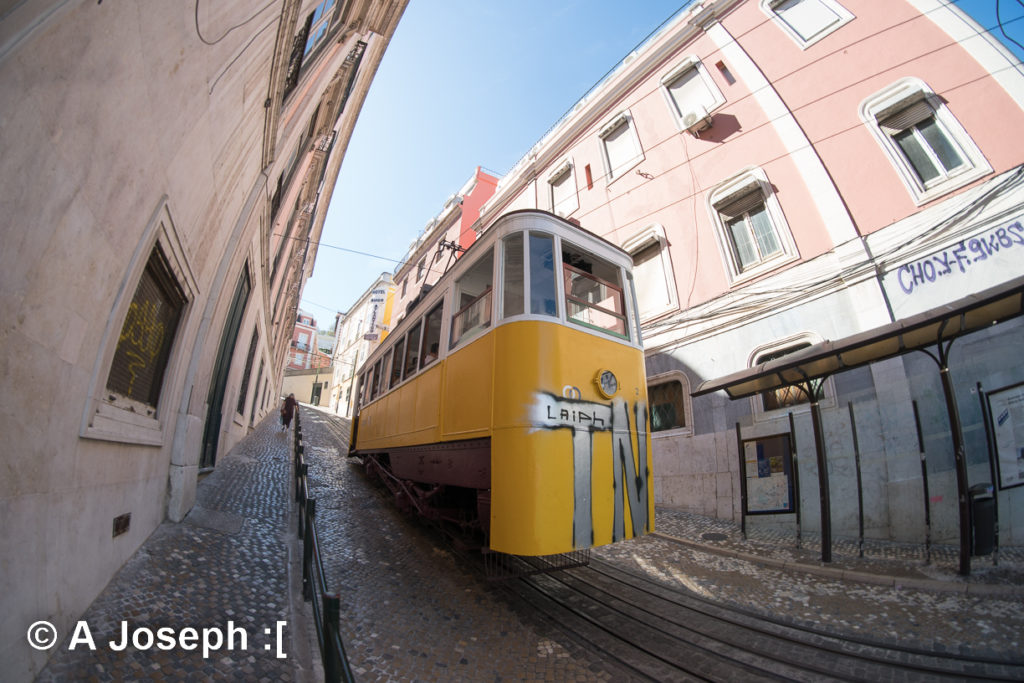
[[302, 498, 317, 602], [323, 593, 342, 681]]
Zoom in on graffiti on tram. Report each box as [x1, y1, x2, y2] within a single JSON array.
[[530, 390, 650, 548]]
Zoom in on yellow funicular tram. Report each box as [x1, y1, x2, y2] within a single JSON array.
[[350, 210, 652, 559]]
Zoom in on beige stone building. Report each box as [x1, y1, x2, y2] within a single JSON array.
[[0, 1, 405, 678]]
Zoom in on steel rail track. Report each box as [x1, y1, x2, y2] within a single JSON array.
[[497, 555, 1024, 682]]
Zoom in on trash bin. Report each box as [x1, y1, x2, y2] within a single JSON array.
[[968, 483, 995, 556]]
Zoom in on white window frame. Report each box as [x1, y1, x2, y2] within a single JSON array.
[[707, 167, 798, 284], [859, 77, 991, 206], [304, 0, 337, 57], [597, 109, 644, 183], [81, 199, 198, 445], [547, 157, 579, 217], [647, 370, 693, 438], [761, 0, 854, 49], [622, 224, 678, 322], [659, 56, 726, 133], [748, 333, 835, 421]]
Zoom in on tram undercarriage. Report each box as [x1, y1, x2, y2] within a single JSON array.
[[351, 438, 591, 579]]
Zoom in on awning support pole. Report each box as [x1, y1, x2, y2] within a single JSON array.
[[911, 400, 932, 565], [809, 392, 832, 564], [787, 411, 802, 550], [849, 402, 865, 559], [939, 365, 971, 576], [918, 319, 971, 576]]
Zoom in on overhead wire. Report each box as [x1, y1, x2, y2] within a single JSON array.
[[996, 0, 1024, 54], [290, 1, 1023, 322], [193, 0, 280, 46]]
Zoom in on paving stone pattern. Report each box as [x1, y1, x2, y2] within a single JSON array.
[[37, 417, 301, 682], [300, 406, 1024, 670], [35, 404, 1024, 682], [298, 410, 618, 682]]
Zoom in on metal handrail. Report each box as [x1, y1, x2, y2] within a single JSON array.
[[291, 408, 356, 682]]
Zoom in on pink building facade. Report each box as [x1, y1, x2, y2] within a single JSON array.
[[463, 0, 1024, 550], [287, 310, 331, 370], [390, 168, 498, 329]]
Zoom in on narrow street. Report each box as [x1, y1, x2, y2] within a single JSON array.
[[36, 404, 1024, 680]]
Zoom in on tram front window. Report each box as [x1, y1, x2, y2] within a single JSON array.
[[451, 247, 494, 347], [529, 233, 557, 317], [562, 243, 628, 339], [502, 234, 524, 318]]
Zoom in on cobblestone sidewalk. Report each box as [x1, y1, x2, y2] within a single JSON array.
[[37, 415, 309, 682]]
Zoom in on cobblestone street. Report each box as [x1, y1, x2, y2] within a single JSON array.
[[35, 404, 1024, 681], [298, 406, 1024, 677]]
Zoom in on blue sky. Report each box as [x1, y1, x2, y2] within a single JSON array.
[[300, 0, 1024, 328]]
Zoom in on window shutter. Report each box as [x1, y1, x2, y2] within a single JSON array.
[[603, 121, 635, 176], [106, 245, 186, 407], [879, 99, 933, 135], [717, 188, 765, 220], [667, 65, 714, 116], [773, 0, 841, 41]]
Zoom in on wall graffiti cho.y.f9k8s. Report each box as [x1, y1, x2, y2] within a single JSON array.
[[530, 391, 651, 549]]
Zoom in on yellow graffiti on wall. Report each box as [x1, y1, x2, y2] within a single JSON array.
[[117, 300, 165, 395]]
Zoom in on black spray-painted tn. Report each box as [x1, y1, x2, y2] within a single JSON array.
[[531, 392, 650, 548]]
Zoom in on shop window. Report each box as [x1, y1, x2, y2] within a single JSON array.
[[647, 373, 690, 434]]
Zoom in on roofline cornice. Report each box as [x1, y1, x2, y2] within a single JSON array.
[[478, 0, 742, 228]]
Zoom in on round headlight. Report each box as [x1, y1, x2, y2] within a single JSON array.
[[596, 369, 618, 399]]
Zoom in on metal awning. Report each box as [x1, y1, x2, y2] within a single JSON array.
[[690, 274, 1024, 575], [692, 275, 1024, 399]]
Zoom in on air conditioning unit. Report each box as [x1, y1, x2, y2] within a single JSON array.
[[682, 105, 712, 136]]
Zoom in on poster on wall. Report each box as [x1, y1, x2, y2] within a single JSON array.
[[987, 380, 1024, 490], [741, 433, 795, 515]]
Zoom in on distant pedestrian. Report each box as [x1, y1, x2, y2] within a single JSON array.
[[280, 393, 297, 431]]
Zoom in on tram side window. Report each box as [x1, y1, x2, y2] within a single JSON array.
[[378, 353, 391, 396], [369, 359, 382, 400], [420, 302, 443, 368], [403, 321, 422, 380], [529, 233, 557, 317], [502, 234, 524, 318], [562, 242, 628, 339], [451, 247, 494, 347], [389, 336, 405, 389]]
